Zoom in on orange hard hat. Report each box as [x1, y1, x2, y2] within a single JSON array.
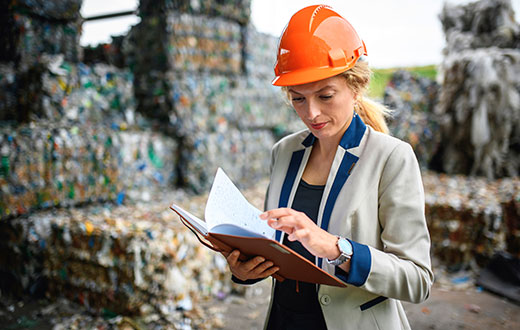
[[272, 5, 367, 86]]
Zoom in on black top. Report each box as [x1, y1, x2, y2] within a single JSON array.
[[266, 179, 328, 330]]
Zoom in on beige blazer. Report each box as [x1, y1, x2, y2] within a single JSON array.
[[264, 114, 434, 330]]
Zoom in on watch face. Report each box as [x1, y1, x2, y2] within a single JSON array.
[[338, 238, 353, 255]]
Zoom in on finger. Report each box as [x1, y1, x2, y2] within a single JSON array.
[[268, 214, 300, 230], [260, 208, 294, 220], [260, 266, 280, 278], [287, 228, 310, 242], [226, 250, 240, 266], [269, 222, 295, 235], [252, 260, 275, 274], [242, 256, 266, 272]]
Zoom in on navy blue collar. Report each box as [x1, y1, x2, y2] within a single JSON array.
[[301, 113, 366, 150]]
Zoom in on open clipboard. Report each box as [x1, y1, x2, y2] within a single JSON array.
[[171, 204, 347, 287]]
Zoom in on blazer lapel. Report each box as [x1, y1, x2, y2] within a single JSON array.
[[275, 113, 367, 256], [275, 133, 315, 242], [316, 114, 367, 268]]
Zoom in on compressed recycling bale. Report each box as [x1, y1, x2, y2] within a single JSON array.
[[433, 0, 520, 178], [0, 64, 17, 121], [165, 12, 242, 74], [117, 130, 178, 201], [440, 0, 520, 52], [9, 0, 82, 20], [124, 13, 170, 75], [9, 14, 82, 71], [64, 63, 138, 126], [10, 55, 139, 126], [0, 193, 241, 316], [423, 171, 520, 271], [164, 71, 301, 135], [243, 26, 278, 79], [179, 129, 275, 193], [2, 57, 138, 127], [0, 122, 178, 219], [502, 187, 520, 257], [433, 48, 520, 178], [139, 0, 251, 25], [0, 1, 17, 63], [2, 1, 82, 65], [0, 123, 119, 218], [384, 70, 440, 168], [129, 11, 243, 79], [231, 77, 304, 133]]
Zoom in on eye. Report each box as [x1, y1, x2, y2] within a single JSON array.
[[320, 94, 333, 100], [291, 97, 304, 103]]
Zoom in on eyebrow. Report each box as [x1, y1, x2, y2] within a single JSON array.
[[288, 85, 335, 95]]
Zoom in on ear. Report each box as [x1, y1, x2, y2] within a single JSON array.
[[352, 90, 360, 102]]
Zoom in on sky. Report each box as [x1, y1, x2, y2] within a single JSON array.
[[80, 0, 520, 68]]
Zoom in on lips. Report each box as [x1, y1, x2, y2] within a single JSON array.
[[310, 122, 327, 130]]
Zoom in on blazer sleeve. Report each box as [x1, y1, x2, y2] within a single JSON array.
[[347, 142, 434, 303]]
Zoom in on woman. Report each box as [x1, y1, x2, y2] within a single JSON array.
[[225, 5, 433, 330]]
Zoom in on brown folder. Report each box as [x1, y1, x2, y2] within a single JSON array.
[[170, 204, 347, 287]]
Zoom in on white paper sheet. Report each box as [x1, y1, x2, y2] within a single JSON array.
[[205, 168, 275, 239]]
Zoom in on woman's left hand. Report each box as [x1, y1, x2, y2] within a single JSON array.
[[260, 208, 340, 260]]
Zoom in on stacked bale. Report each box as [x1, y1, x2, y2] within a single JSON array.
[[0, 0, 83, 122], [0, 57, 177, 220], [127, 0, 302, 193], [139, 0, 251, 25], [4, 0, 83, 69], [384, 70, 440, 168], [0, 121, 177, 217], [0, 194, 241, 321], [423, 171, 520, 270], [382, 0, 520, 271], [0, 0, 180, 214], [0, 0, 297, 322], [434, 0, 520, 178], [0, 0, 183, 316], [0, 64, 17, 119]]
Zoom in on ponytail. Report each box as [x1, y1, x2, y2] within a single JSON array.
[[342, 60, 392, 134], [356, 97, 391, 134]]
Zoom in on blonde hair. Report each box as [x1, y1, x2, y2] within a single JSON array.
[[283, 61, 391, 134], [341, 61, 391, 134]]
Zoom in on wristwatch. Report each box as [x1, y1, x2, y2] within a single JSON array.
[[327, 236, 353, 266]]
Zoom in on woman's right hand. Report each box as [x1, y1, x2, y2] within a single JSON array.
[[225, 250, 280, 281]]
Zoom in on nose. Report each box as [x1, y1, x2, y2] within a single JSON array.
[[304, 99, 321, 121]]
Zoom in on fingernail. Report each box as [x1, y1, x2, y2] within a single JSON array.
[[258, 257, 265, 262], [259, 212, 267, 219]]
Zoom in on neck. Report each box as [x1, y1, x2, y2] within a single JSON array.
[[314, 136, 339, 159], [314, 116, 353, 157]]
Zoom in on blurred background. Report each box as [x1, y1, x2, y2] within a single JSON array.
[[0, 0, 519, 329]]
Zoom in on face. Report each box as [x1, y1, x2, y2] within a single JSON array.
[[288, 75, 357, 143]]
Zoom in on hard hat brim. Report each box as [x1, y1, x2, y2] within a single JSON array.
[[271, 64, 355, 87]]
